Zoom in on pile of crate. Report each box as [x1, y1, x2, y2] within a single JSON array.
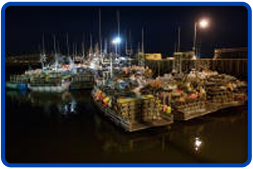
[[142, 95, 163, 122], [70, 73, 94, 88], [175, 99, 207, 115], [116, 97, 143, 124], [207, 88, 235, 107], [72, 73, 94, 82], [115, 95, 164, 124]]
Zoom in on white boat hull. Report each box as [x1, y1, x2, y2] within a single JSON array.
[[28, 82, 70, 93]]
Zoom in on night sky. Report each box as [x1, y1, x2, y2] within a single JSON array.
[[5, 6, 248, 57]]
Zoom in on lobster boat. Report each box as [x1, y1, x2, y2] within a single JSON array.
[[6, 75, 29, 90], [92, 87, 173, 132], [28, 73, 71, 93], [69, 70, 94, 90]]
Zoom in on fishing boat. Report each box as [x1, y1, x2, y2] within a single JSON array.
[[143, 69, 248, 121], [28, 73, 71, 93], [6, 74, 29, 90], [92, 86, 173, 132], [91, 61, 173, 132], [205, 73, 248, 109], [69, 69, 94, 90]]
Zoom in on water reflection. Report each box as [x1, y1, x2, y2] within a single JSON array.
[[194, 137, 202, 151], [60, 99, 78, 116], [6, 90, 86, 118], [5, 89, 248, 163]]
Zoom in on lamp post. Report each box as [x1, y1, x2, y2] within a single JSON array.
[[110, 37, 121, 78], [112, 37, 121, 56], [193, 19, 209, 58]]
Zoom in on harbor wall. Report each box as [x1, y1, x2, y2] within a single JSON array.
[[145, 58, 248, 80]]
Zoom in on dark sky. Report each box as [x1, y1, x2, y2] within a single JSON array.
[[5, 6, 248, 57]]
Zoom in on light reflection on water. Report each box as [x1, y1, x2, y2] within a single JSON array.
[[5, 89, 248, 163], [194, 137, 202, 151]]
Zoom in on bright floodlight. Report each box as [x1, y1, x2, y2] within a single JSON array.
[[112, 37, 121, 44], [199, 19, 209, 28]]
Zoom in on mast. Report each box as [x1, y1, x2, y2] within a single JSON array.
[[99, 8, 102, 55], [141, 27, 144, 54], [53, 35, 58, 70], [129, 30, 133, 56], [42, 33, 45, 55], [117, 10, 120, 56], [75, 42, 77, 58], [141, 27, 145, 67], [53, 35, 57, 54], [82, 34, 85, 58], [72, 42, 75, 61], [125, 30, 127, 55], [177, 27, 181, 52], [38, 44, 41, 54], [95, 42, 99, 55], [138, 42, 140, 53], [89, 33, 93, 56], [104, 39, 107, 55], [66, 33, 70, 56], [57, 40, 60, 55]]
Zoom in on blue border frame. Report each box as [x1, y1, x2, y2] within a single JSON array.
[[1, 2, 252, 167]]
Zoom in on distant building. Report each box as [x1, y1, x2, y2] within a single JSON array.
[[144, 53, 162, 60], [173, 51, 194, 59], [213, 47, 248, 59]]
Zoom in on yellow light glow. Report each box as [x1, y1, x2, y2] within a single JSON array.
[[199, 19, 209, 28]]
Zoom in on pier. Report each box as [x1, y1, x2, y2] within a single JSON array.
[[146, 58, 248, 80]]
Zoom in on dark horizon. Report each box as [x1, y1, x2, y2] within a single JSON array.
[[5, 6, 248, 57]]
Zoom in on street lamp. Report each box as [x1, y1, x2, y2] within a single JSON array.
[[193, 18, 209, 58], [110, 37, 121, 78], [199, 19, 209, 28], [112, 37, 121, 56]]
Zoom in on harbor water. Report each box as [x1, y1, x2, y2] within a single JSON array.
[[5, 65, 248, 163]]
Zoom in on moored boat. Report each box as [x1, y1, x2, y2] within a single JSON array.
[[92, 86, 173, 132], [6, 75, 29, 90], [69, 69, 95, 90], [28, 73, 71, 93]]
